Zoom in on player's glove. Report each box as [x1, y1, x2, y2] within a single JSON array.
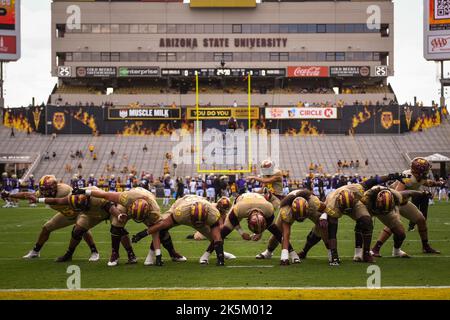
[[155, 255, 163, 267], [132, 230, 149, 243]]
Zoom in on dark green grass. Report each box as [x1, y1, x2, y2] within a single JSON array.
[[0, 201, 449, 289]]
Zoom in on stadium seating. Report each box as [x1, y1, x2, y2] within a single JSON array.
[[1, 120, 449, 182]]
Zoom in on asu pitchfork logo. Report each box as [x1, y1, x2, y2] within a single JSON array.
[[381, 112, 393, 130], [53, 112, 66, 131]]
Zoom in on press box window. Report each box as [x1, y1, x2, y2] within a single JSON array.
[[91, 52, 101, 62], [111, 53, 120, 62], [119, 25, 130, 34], [204, 24, 214, 33], [101, 52, 110, 62], [167, 24, 176, 34], [167, 53, 176, 62], [317, 24, 326, 33], [130, 25, 139, 34], [110, 24, 120, 33], [336, 52, 345, 61], [232, 24, 242, 33]]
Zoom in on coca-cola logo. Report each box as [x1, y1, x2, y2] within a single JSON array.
[[288, 66, 328, 78], [294, 67, 321, 77]]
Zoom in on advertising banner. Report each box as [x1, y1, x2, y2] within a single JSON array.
[[265, 107, 338, 120], [118, 67, 160, 77], [108, 107, 181, 120], [287, 66, 329, 78], [424, 0, 450, 60], [330, 66, 370, 77], [187, 107, 259, 120], [0, 0, 15, 30], [76, 67, 117, 78], [0, 0, 20, 61]]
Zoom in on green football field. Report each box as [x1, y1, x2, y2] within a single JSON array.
[[0, 200, 449, 291]]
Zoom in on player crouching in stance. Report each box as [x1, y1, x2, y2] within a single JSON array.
[[73, 187, 185, 266], [200, 192, 285, 264], [372, 157, 442, 256], [1, 175, 100, 262], [29, 187, 137, 264], [185, 197, 237, 260], [132, 195, 226, 266], [362, 186, 426, 258], [256, 189, 330, 265], [297, 173, 404, 265]]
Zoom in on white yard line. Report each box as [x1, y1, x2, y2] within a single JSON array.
[[0, 286, 449, 292]]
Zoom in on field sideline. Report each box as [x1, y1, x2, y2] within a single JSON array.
[[0, 200, 449, 300]]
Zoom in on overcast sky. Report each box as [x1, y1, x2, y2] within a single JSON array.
[[2, 0, 444, 107]]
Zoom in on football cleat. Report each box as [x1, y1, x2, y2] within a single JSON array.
[[363, 253, 375, 263], [127, 253, 138, 264], [144, 250, 156, 266], [353, 248, 363, 262], [55, 252, 73, 263], [171, 253, 187, 262], [224, 252, 236, 260], [107, 252, 119, 267], [392, 248, 410, 258], [155, 255, 164, 267], [280, 259, 290, 266], [256, 250, 272, 260], [370, 248, 382, 258], [297, 250, 307, 260], [329, 258, 341, 266], [199, 252, 210, 265], [88, 252, 100, 262], [23, 250, 40, 259], [216, 260, 225, 266], [289, 251, 301, 264], [422, 245, 440, 254]]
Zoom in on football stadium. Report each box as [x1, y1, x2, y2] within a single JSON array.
[[0, 0, 450, 302]]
